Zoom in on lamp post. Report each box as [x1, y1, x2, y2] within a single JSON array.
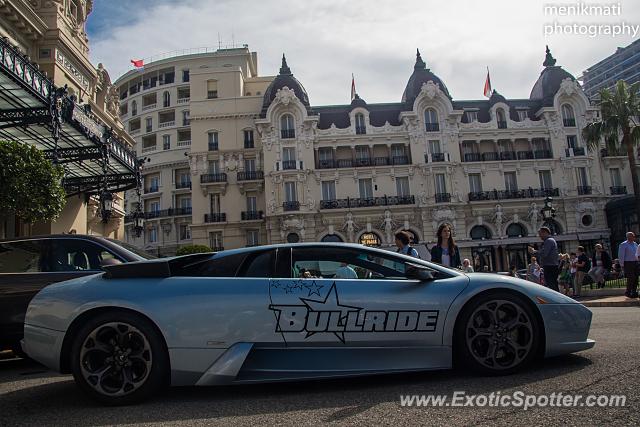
[[100, 190, 113, 223], [133, 208, 144, 238], [540, 196, 556, 233]]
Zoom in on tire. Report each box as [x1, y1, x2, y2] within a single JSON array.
[[70, 311, 169, 405], [454, 291, 541, 375]]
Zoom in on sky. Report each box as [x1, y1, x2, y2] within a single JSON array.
[[86, 0, 640, 105]]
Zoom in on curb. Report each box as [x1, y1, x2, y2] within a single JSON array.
[[579, 300, 640, 307]]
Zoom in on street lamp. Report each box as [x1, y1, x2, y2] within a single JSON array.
[[100, 190, 113, 223], [540, 196, 556, 232], [133, 209, 144, 237]]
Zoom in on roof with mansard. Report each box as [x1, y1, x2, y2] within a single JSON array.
[[529, 46, 578, 107], [401, 49, 452, 108], [260, 54, 311, 117]]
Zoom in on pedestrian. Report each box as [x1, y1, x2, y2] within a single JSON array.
[[430, 223, 461, 268], [461, 258, 474, 273], [528, 226, 559, 292], [618, 232, 639, 298], [611, 258, 622, 279], [589, 244, 612, 289], [569, 252, 577, 285], [334, 262, 358, 279], [559, 253, 572, 295], [395, 231, 419, 258], [527, 256, 541, 284], [574, 246, 590, 297]]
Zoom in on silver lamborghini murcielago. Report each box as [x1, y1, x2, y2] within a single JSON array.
[[22, 243, 594, 404]]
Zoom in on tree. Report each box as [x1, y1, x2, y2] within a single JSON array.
[[176, 244, 213, 256], [583, 80, 640, 214], [0, 140, 66, 223]]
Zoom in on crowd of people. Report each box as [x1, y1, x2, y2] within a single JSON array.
[[524, 230, 639, 299]]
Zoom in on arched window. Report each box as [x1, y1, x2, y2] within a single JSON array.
[[496, 109, 507, 129], [280, 114, 295, 139], [163, 91, 170, 108], [470, 225, 492, 240], [424, 109, 439, 132], [321, 234, 343, 242], [506, 223, 527, 238], [359, 232, 381, 247], [562, 104, 575, 127], [131, 100, 137, 116], [355, 113, 366, 135]]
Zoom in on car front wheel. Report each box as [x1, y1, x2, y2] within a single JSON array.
[[70, 311, 168, 405], [456, 292, 541, 374]]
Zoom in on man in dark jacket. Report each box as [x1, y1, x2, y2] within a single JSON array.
[[528, 226, 559, 292], [589, 243, 612, 289]]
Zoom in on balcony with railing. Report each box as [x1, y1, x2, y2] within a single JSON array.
[[141, 144, 155, 153], [281, 129, 295, 139], [208, 142, 219, 151], [200, 173, 227, 183], [318, 159, 335, 169], [468, 188, 560, 201], [144, 186, 159, 194], [355, 126, 366, 135], [534, 149, 553, 159], [337, 159, 353, 168], [283, 201, 300, 211], [497, 121, 507, 129], [204, 213, 226, 223], [237, 170, 264, 181], [355, 158, 371, 167], [374, 157, 389, 166], [482, 152, 499, 161], [566, 147, 586, 156], [241, 211, 264, 220], [177, 97, 190, 104], [282, 160, 297, 170], [141, 103, 156, 112], [601, 148, 625, 157], [244, 139, 255, 149], [126, 207, 192, 222], [158, 120, 175, 129], [517, 151, 534, 160], [435, 193, 451, 203], [425, 123, 440, 132], [563, 118, 576, 127], [463, 153, 481, 162], [175, 181, 192, 189], [499, 151, 517, 160], [392, 155, 410, 165], [177, 139, 191, 147], [426, 153, 446, 163], [611, 186, 627, 195], [577, 186, 592, 195], [320, 195, 415, 210]]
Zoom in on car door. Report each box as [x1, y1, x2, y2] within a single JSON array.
[[267, 246, 468, 373]]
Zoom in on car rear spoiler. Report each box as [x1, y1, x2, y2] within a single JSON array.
[[102, 253, 213, 279]]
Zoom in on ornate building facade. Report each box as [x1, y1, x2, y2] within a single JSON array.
[[0, 0, 135, 239], [119, 46, 631, 270]]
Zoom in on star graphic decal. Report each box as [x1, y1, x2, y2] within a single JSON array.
[[303, 280, 324, 297], [270, 280, 283, 289], [299, 282, 363, 343]]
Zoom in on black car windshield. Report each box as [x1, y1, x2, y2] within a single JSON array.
[[106, 238, 157, 260]]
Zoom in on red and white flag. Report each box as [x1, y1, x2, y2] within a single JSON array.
[[483, 67, 492, 98], [351, 73, 356, 101], [130, 59, 144, 71]]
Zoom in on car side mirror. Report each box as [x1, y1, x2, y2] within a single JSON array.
[[405, 264, 436, 281], [100, 258, 122, 269]]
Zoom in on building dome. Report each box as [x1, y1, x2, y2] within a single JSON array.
[[488, 89, 507, 107], [350, 93, 367, 110], [402, 49, 451, 108], [529, 46, 577, 107], [261, 54, 311, 117]]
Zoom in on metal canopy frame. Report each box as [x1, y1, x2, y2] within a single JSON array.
[[0, 36, 141, 197]]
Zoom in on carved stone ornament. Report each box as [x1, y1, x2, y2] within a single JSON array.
[[420, 81, 440, 100], [274, 86, 297, 106]]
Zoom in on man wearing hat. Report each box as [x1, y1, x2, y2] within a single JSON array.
[[528, 226, 559, 292]]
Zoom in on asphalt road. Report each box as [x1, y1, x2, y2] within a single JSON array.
[[1, 307, 639, 426]]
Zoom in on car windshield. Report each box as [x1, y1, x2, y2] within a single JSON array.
[[106, 238, 157, 260]]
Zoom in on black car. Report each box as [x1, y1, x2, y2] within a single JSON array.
[[0, 235, 154, 354]]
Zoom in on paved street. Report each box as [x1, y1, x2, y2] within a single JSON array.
[[1, 307, 639, 426]]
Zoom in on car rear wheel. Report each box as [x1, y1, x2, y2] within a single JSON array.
[[455, 292, 541, 374], [70, 311, 168, 405]]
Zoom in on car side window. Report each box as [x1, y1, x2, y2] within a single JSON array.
[[291, 247, 407, 280], [177, 253, 247, 277], [237, 250, 274, 277], [45, 239, 112, 272], [0, 241, 44, 273]]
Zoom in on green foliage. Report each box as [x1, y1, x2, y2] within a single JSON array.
[[176, 244, 213, 256], [0, 140, 66, 223]]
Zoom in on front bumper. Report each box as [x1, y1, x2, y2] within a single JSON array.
[[539, 303, 595, 357], [22, 323, 65, 372]]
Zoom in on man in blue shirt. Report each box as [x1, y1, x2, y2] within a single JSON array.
[[528, 226, 559, 292], [335, 262, 358, 279], [618, 232, 639, 298]]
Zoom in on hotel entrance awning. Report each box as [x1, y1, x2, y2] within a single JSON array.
[[0, 37, 140, 197]]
